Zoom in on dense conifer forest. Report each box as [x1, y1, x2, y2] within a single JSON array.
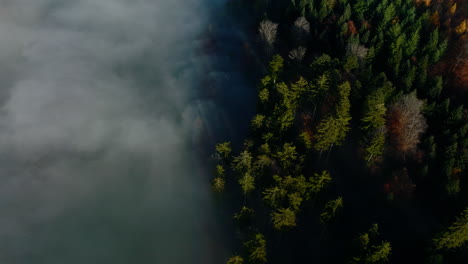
[[211, 0, 468, 263]]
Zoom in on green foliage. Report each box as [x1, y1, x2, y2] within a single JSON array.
[[212, 177, 225, 193], [276, 143, 298, 170], [336, 81, 352, 125], [234, 206, 254, 226], [448, 105, 463, 125], [362, 90, 387, 131], [288, 192, 303, 211], [216, 164, 225, 177], [381, 3, 396, 26], [251, 114, 266, 129], [314, 116, 342, 152], [402, 64, 416, 92], [354, 0, 368, 19], [272, 207, 297, 230], [358, 233, 370, 248], [433, 208, 468, 250], [259, 88, 269, 103], [360, 83, 392, 162], [227, 256, 244, 264], [300, 131, 313, 149], [254, 154, 272, 172], [445, 175, 460, 196], [351, 224, 392, 263], [274, 82, 297, 131], [316, 73, 330, 94], [233, 150, 253, 172], [245, 233, 267, 263], [310, 54, 336, 74], [365, 242, 392, 263], [268, 55, 284, 83], [314, 82, 351, 152], [320, 196, 343, 224], [365, 130, 386, 162], [416, 55, 429, 88], [425, 30, 442, 64], [263, 185, 287, 208], [239, 171, 255, 195], [404, 28, 420, 57], [263, 174, 313, 210], [309, 170, 332, 194], [344, 55, 359, 72], [216, 142, 232, 159], [260, 75, 272, 88]]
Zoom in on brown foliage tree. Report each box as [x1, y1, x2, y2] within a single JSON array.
[[453, 36, 468, 90], [347, 20, 358, 35]]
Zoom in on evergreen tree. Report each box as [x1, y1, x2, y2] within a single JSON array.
[[245, 233, 267, 263], [216, 142, 232, 160], [276, 143, 298, 170], [227, 256, 244, 264], [309, 170, 332, 194], [314, 82, 351, 152], [320, 197, 344, 224], [272, 207, 297, 230], [212, 177, 225, 193], [433, 208, 468, 250], [269, 55, 284, 83]]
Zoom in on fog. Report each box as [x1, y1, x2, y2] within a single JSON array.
[[0, 0, 246, 263]]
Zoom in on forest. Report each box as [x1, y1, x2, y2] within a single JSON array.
[[211, 0, 468, 263]]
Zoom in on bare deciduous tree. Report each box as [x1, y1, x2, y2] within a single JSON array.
[[259, 20, 278, 47], [292, 17, 310, 45], [288, 46, 307, 62], [347, 43, 369, 60], [387, 93, 427, 155]]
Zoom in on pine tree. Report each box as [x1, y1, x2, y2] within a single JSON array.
[[365, 241, 392, 263], [309, 170, 332, 194], [227, 256, 244, 264], [314, 82, 352, 152], [234, 206, 254, 227], [276, 143, 298, 170], [320, 197, 344, 223], [272, 207, 297, 230], [251, 114, 266, 129], [362, 90, 387, 131], [433, 207, 468, 250], [365, 130, 386, 162], [245, 233, 267, 263], [263, 185, 287, 208], [269, 55, 284, 83], [239, 171, 255, 195], [289, 192, 303, 211], [351, 224, 392, 264], [212, 177, 225, 193], [216, 142, 232, 160], [314, 116, 342, 152]]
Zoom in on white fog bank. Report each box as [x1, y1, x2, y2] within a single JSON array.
[[0, 0, 229, 263]]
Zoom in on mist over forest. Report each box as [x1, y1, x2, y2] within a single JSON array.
[[0, 0, 252, 263]]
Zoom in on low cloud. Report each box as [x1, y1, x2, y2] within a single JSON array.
[[0, 0, 223, 263]]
